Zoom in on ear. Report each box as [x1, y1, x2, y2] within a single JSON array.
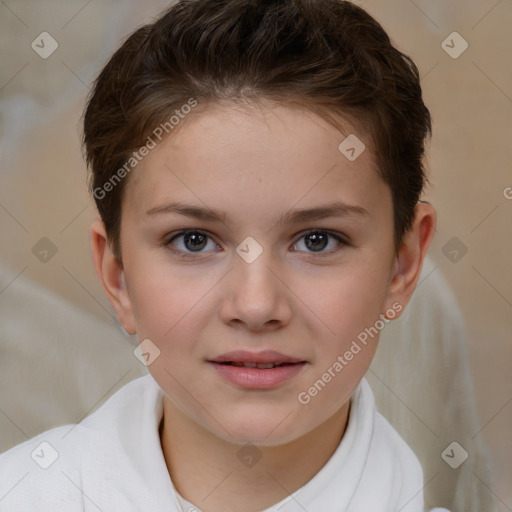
[[383, 201, 437, 318], [90, 218, 137, 334]]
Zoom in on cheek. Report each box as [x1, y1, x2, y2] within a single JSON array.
[[125, 260, 210, 343], [306, 261, 391, 343], [294, 270, 387, 418]]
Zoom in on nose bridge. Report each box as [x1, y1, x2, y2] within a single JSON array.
[[235, 244, 279, 302], [222, 239, 291, 329]]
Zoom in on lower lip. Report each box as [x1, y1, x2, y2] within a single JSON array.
[[208, 362, 306, 389]]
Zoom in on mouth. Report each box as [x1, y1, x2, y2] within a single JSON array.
[[208, 349, 305, 367], [214, 361, 300, 369], [207, 350, 307, 389]]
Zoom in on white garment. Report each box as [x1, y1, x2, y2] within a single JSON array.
[[0, 374, 449, 512]]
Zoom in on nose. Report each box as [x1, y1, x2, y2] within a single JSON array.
[[218, 248, 293, 332]]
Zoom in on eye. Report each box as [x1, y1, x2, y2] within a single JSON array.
[[164, 229, 347, 258], [166, 230, 219, 254], [292, 230, 347, 254]]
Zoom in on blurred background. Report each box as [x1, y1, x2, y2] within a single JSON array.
[[0, 0, 510, 510]]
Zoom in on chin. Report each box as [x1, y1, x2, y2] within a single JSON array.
[[207, 412, 310, 447]]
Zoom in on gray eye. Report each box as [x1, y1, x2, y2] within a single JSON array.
[[293, 231, 342, 253], [168, 231, 218, 253]]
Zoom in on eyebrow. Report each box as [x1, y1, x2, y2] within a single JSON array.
[[145, 200, 369, 225]]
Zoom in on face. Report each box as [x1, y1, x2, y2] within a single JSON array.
[[116, 102, 399, 446]]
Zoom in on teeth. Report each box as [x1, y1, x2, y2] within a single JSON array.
[[256, 362, 276, 369], [226, 362, 279, 369]]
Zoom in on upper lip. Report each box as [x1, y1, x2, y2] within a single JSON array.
[[208, 350, 305, 365]]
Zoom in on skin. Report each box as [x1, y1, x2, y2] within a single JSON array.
[[91, 101, 436, 512]]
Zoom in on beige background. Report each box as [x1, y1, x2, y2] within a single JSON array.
[[0, 0, 511, 510]]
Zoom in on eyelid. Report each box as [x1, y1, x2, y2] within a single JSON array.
[[165, 228, 215, 244], [294, 228, 349, 243]]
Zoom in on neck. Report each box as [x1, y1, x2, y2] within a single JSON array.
[[159, 399, 350, 512]]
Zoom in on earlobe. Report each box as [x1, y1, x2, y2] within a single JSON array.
[[90, 218, 137, 334], [384, 202, 437, 316]]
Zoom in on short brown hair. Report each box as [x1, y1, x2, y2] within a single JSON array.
[[83, 0, 431, 263]]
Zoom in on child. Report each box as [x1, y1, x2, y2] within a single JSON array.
[[0, 0, 450, 510]]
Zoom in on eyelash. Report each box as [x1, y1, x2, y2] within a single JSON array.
[[164, 229, 348, 258]]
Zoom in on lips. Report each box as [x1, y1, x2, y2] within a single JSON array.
[[207, 350, 307, 389], [208, 350, 305, 367]]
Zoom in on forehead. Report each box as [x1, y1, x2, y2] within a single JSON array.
[[123, 102, 390, 225]]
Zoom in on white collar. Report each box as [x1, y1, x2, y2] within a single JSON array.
[[93, 373, 427, 511]]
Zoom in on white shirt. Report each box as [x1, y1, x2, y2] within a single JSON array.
[[0, 374, 449, 511]]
